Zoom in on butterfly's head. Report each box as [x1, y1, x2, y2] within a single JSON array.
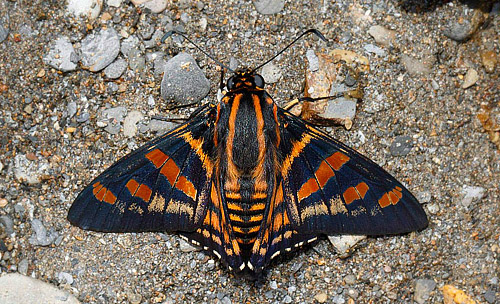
[[226, 68, 265, 91]]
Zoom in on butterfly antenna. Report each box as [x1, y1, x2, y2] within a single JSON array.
[[162, 30, 235, 73], [252, 29, 327, 73]]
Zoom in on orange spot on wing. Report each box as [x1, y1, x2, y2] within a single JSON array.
[[95, 187, 106, 201], [145, 149, 169, 168], [176, 176, 196, 200], [125, 179, 140, 195], [388, 191, 400, 205], [378, 193, 391, 208], [355, 182, 369, 198], [92, 182, 104, 195], [103, 190, 117, 204], [160, 158, 180, 185], [327, 152, 350, 171], [315, 160, 334, 188], [298, 178, 320, 201], [343, 186, 360, 205], [393, 188, 403, 198], [135, 184, 152, 202]]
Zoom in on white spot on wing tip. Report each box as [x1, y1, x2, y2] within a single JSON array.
[[191, 240, 200, 246], [239, 263, 246, 271], [308, 237, 318, 243], [285, 247, 292, 252], [203, 246, 209, 250], [213, 250, 221, 259], [271, 251, 281, 259], [179, 235, 188, 241], [247, 262, 254, 270]]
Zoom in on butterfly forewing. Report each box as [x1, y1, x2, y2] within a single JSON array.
[[68, 106, 214, 233]]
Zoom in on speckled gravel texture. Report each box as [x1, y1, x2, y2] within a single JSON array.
[[0, 1, 499, 303]]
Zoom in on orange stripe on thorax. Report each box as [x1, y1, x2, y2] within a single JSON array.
[[252, 94, 268, 194], [225, 94, 242, 192]]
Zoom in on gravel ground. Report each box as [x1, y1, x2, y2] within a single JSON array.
[[0, 0, 499, 303]]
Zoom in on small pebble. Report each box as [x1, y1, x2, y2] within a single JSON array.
[[178, 238, 199, 252], [462, 68, 479, 89], [123, 111, 144, 138], [131, 0, 167, 13], [368, 25, 396, 46], [401, 54, 431, 76], [460, 185, 485, 208], [80, 27, 120, 72], [43, 37, 78, 72], [0, 215, 14, 234], [107, 0, 123, 8], [161, 52, 210, 105], [121, 35, 140, 58], [67, 0, 102, 19], [314, 292, 328, 303], [0, 198, 8, 208], [344, 274, 356, 285], [0, 17, 9, 43], [364, 44, 386, 56], [414, 279, 436, 304], [383, 265, 392, 273], [17, 259, 29, 275], [57, 272, 74, 285], [480, 50, 497, 73], [260, 63, 282, 84], [253, 0, 285, 15], [390, 136, 413, 156], [104, 58, 128, 79]]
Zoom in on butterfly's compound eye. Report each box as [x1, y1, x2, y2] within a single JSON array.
[[227, 76, 235, 90], [254, 74, 265, 88]]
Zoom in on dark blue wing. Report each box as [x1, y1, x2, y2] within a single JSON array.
[[278, 109, 428, 236], [67, 106, 215, 233]]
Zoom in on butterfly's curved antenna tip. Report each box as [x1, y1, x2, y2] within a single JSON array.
[[161, 30, 181, 43], [305, 29, 328, 42]]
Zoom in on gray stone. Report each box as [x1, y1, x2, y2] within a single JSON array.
[[260, 63, 282, 84], [364, 44, 386, 56], [323, 97, 357, 121], [121, 35, 140, 58], [368, 25, 396, 47], [13, 154, 50, 185], [149, 119, 174, 134], [67, 0, 102, 19], [128, 48, 146, 75], [18, 258, 29, 275], [131, 0, 167, 13], [344, 274, 356, 285], [401, 54, 431, 76], [67, 102, 77, 118], [484, 290, 496, 304], [229, 57, 240, 71], [161, 52, 210, 105], [179, 238, 199, 252], [0, 16, 9, 43], [390, 136, 413, 156], [56, 272, 74, 285], [43, 37, 78, 72], [76, 112, 90, 123], [0, 273, 80, 304], [328, 235, 366, 256], [462, 68, 479, 89], [29, 219, 58, 246], [123, 110, 144, 138], [414, 279, 436, 304], [104, 58, 128, 79], [0, 215, 14, 235], [306, 49, 319, 72], [80, 27, 120, 72], [107, 0, 123, 8], [460, 185, 485, 208], [253, 0, 284, 15]]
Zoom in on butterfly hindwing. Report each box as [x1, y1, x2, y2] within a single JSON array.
[[67, 106, 215, 233], [278, 109, 428, 236]]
